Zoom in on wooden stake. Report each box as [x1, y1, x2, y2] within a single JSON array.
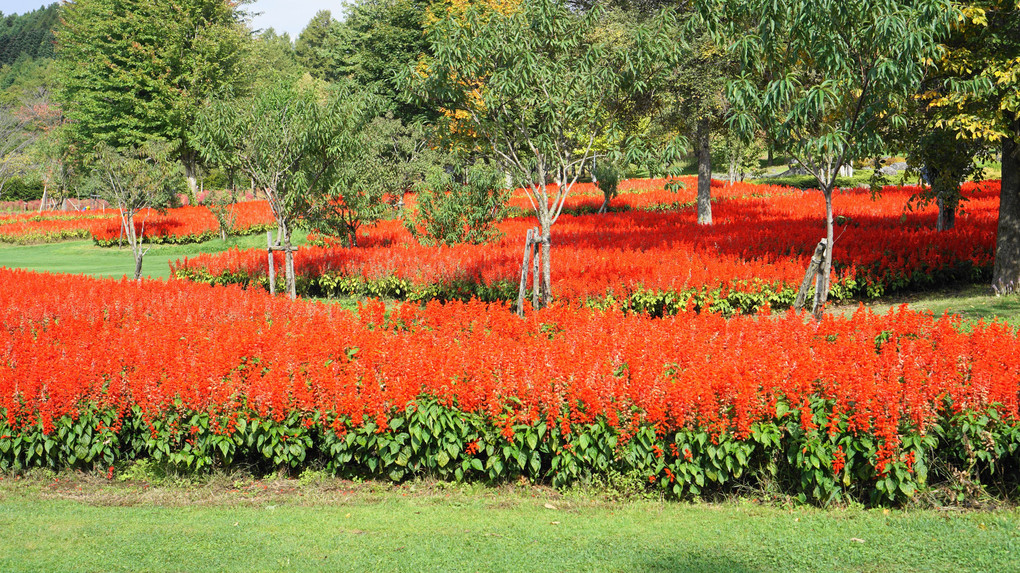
[[267, 231, 276, 295], [517, 228, 534, 316], [532, 228, 541, 310], [794, 239, 827, 311]]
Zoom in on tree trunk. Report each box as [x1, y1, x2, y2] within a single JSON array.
[[936, 194, 957, 231], [133, 252, 144, 281], [993, 123, 1020, 292], [182, 150, 199, 198], [539, 226, 552, 307], [812, 189, 835, 320], [282, 225, 296, 299], [697, 118, 712, 225], [38, 182, 48, 214]]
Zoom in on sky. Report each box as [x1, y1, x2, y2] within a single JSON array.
[[0, 0, 341, 39]]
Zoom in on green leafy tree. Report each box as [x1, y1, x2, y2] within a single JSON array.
[[86, 140, 181, 279], [55, 0, 252, 194], [723, 0, 955, 318], [251, 28, 303, 86], [923, 1, 1020, 291], [192, 82, 379, 297], [294, 10, 337, 80], [409, 0, 679, 309], [328, 0, 434, 122], [407, 159, 510, 245]]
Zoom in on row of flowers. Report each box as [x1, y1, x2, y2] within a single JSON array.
[[0, 201, 276, 245], [174, 181, 1000, 313], [1, 268, 1017, 503]]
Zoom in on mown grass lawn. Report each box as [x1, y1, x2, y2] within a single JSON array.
[[0, 230, 309, 281], [0, 474, 1017, 573]]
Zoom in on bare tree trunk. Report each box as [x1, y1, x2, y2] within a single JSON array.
[[812, 189, 835, 320], [794, 239, 827, 311], [38, 182, 48, 214], [182, 152, 199, 198], [133, 252, 144, 281], [936, 194, 957, 231], [993, 123, 1020, 292], [531, 239, 540, 310], [539, 226, 552, 308], [282, 225, 296, 299], [267, 231, 277, 295], [517, 229, 534, 316], [697, 118, 712, 225]]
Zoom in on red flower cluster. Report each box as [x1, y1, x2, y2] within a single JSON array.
[[90, 202, 276, 246], [174, 180, 1000, 306], [0, 202, 276, 245], [0, 210, 119, 244], [1, 267, 1017, 474]]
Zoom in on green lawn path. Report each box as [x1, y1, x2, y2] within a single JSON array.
[[0, 490, 1016, 573]]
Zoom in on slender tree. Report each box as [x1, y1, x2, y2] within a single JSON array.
[[87, 141, 181, 280], [192, 82, 378, 297], [723, 0, 955, 318], [408, 0, 680, 309]]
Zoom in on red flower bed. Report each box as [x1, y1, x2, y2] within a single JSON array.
[[0, 209, 119, 244], [174, 180, 999, 311], [89, 201, 276, 246], [1, 268, 1018, 502]]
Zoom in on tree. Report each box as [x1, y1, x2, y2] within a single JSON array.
[[407, 158, 510, 245], [0, 101, 32, 201], [294, 10, 337, 80], [55, 0, 252, 194], [192, 82, 378, 297], [328, 0, 435, 123], [922, 1, 1020, 291], [409, 0, 678, 309], [723, 0, 954, 318], [87, 141, 181, 280]]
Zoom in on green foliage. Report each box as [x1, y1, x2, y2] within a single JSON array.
[[724, 0, 955, 190], [3, 397, 1019, 506], [0, 3, 59, 66], [55, 0, 252, 166], [711, 131, 765, 184], [329, 0, 434, 122], [294, 10, 337, 80], [593, 161, 621, 213], [406, 159, 510, 246], [192, 80, 380, 247]]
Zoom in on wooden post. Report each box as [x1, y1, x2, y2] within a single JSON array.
[[793, 239, 827, 311], [267, 231, 276, 295], [516, 228, 535, 316], [531, 228, 541, 310]]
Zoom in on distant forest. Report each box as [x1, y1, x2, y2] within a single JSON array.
[[0, 3, 58, 66]]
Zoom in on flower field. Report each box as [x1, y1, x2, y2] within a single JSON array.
[[0, 201, 276, 245], [174, 180, 1000, 314], [88, 201, 276, 247], [0, 209, 119, 244], [2, 266, 1019, 504]]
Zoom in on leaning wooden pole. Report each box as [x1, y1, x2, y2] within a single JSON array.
[[516, 229, 535, 316], [267, 231, 276, 295], [531, 228, 542, 311], [793, 239, 827, 311]]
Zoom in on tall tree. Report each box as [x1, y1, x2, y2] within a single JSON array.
[[55, 0, 252, 194], [409, 0, 679, 309], [723, 0, 955, 318], [328, 0, 435, 123], [294, 10, 337, 80], [923, 1, 1020, 291]]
